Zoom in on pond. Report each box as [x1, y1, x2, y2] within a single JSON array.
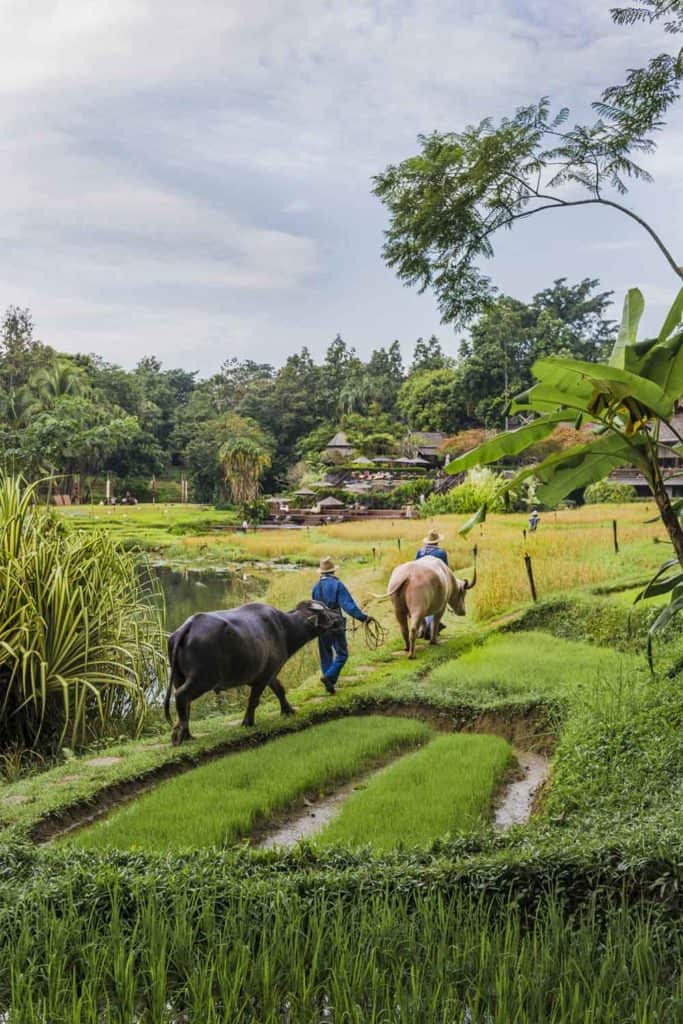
[[152, 565, 267, 631]]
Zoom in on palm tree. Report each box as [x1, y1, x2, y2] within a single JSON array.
[[218, 439, 271, 504], [29, 359, 85, 406]]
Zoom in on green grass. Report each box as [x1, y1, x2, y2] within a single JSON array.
[[425, 631, 645, 708], [69, 716, 432, 852], [317, 733, 513, 851], [2, 879, 680, 1023]]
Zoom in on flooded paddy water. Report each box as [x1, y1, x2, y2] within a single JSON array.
[[152, 564, 267, 630]]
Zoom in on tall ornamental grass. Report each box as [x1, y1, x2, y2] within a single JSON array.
[[0, 476, 165, 750]]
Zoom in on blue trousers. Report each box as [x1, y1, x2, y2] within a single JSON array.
[[318, 629, 348, 686]]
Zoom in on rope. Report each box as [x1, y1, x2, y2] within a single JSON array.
[[362, 615, 388, 650]]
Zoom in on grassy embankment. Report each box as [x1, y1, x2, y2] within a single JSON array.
[[317, 733, 513, 851], [68, 716, 431, 852], [1, 504, 683, 1018]]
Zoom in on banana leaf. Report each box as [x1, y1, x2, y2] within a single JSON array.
[[658, 287, 683, 344], [445, 412, 568, 474], [531, 357, 673, 421], [610, 288, 645, 369], [533, 434, 647, 507]]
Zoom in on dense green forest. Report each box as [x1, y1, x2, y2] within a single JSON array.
[[0, 278, 615, 502]]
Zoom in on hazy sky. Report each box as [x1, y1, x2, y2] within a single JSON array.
[[2, 0, 682, 375]]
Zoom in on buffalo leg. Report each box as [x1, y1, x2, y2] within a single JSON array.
[[392, 597, 410, 652], [430, 614, 442, 645], [171, 684, 194, 745], [408, 614, 423, 659], [269, 677, 295, 716], [242, 681, 267, 728]]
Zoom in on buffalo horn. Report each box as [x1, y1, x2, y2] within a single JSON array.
[[464, 545, 478, 590]]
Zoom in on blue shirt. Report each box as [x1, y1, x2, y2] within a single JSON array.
[[312, 575, 367, 622], [415, 544, 449, 565]]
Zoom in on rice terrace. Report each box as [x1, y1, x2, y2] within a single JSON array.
[[4, 0, 683, 1020]]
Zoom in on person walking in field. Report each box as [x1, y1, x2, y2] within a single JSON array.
[[528, 509, 541, 532], [416, 528, 448, 566], [415, 528, 448, 638], [312, 556, 368, 695]]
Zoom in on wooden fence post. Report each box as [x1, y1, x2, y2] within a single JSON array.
[[612, 519, 619, 554], [397, 538, 401, 552], [524, 552, 538, 602]]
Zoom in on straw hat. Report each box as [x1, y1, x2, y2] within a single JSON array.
[[422, 529, 444, 545], [318, 556, 338, 574]]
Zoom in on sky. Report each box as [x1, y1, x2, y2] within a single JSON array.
[[2, 0, 682, 376]]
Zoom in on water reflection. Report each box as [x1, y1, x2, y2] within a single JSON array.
[[153, 565, 266, 632]]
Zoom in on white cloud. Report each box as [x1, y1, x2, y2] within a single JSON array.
[[0, 0, 681, 370]]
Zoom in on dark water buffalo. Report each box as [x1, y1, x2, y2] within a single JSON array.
[[164, 600, 339, 744]]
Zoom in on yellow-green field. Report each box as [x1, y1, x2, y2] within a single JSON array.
[[62, 501, 665, 619], [59, 500, 666, 695]]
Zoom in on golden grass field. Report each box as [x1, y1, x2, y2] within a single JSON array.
[[63, 501, 667, 691]]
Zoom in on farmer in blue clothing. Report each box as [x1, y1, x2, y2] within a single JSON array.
[[312, 556, 368, 695], [415, 528, 449, 566], [415, 528, 449, 638]]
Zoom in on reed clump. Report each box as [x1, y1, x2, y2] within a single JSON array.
[[0, 475, 165, 751]]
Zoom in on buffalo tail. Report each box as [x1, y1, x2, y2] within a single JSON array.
[[164, 621, 190, 724], [370, 577, 408, 602]]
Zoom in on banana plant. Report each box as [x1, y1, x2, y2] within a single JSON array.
[[448, 287, 683, 665]]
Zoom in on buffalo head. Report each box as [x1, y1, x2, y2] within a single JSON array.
[[448, 547, 477, 616], [295, 600, 341, 634]]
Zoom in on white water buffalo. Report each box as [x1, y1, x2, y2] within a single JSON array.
[[384, 554, 477, 658], [164, 600, 339, 745]]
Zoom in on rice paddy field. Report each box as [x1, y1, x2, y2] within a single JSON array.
[[2, 501, 683, 1020]]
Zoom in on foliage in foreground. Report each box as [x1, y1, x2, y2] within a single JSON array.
[[0, 878, 680, 1023], [69, 716, 431, 852], [449, 288, 683, 655], [0, 475, 165, 750]]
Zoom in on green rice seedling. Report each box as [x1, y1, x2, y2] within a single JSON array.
[[0, 474, 166, 750], [0, 877, 681, 1021], [426, 632, 645, 708], [68, 715, 432, 851], [317, 733, 513, 851]]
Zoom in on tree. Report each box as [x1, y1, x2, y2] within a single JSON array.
[[410, 335, 452, 372], [397, 368, 464, 432], [373, 6, 683, 326], [0, 307, 51, 394], [455, 280, 616, 427], [217, 415, 273, 505], [26, 358, 87, 410], [448, 287, 683, 660], [186, 412, 274, 504]]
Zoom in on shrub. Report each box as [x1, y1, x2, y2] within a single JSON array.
[[584, 480, 637, 504], [421, 467, 506, 515], [0, 475, 165, 751]]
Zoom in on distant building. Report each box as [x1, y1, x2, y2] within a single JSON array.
[[324, 431, 355, 459], [404, 432, 448, 466], [609, 410, 683, 497], [315, 495, 346, 513]]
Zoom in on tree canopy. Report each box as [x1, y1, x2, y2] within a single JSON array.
[[373, 3, 683, 326]]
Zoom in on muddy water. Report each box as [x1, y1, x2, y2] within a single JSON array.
[[258, 767, 388, 850], [494, 751, 550, 829]]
